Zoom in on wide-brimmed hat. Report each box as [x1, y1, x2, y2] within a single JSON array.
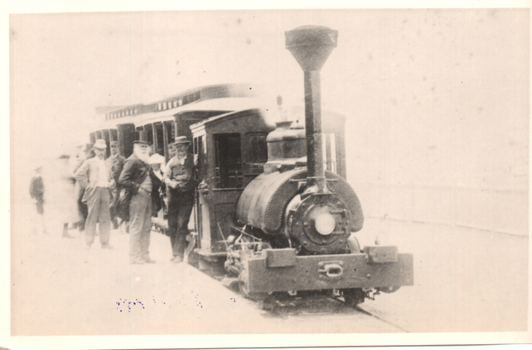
[[93, 139, 107, 149], [173, 136, 191, 146], [149, 153, 165, 164]]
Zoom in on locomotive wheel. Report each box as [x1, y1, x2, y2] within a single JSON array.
[[239, 279, 274, 309], [343, 288, 365, 307], [377, 286, 401, 293], [257, 297, 276, 311]]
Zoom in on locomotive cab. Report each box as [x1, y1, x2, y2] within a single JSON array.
[[189, 109, 275, 269]]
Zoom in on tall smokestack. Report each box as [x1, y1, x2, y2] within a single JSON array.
[[285, 25, 338, 193]]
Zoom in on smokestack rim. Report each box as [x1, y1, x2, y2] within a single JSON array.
[[285, 25, 338, 71]]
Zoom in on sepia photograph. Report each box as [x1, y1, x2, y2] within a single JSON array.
[[3, 1, 531, 349]]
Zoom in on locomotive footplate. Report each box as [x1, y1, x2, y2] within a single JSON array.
[[240, 248, 413, 295]]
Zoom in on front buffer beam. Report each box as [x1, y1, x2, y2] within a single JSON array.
[[239, 247, 413, 296]]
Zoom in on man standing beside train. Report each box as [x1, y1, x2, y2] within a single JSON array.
[[106, 141, 126, 230], [165, 136, 197, 264], [75, 139, 113, 249], [119, 136, 157, 264]]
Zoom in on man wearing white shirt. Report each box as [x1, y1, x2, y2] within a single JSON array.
[[75, 139, 113, 250]]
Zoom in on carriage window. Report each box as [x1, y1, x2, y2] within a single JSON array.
[[102, 130, 111, 158], [154, 123, 164, 156], [110, 129, 118, 142], [163, 121, 175, 161], [164, 121, 175, 144], [214, 133, 242, 188], [144, 124, 153, 145]]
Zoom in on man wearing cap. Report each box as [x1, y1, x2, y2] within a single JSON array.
[[164, 136, 197, 263], [75, 139, 113, 249], [119, 135, 157, 264], [106, 141, 126, 230]]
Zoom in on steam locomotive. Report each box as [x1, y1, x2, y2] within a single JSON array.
[[90, 26, 413, 308]]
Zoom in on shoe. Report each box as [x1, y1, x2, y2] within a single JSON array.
[[131, 259, 145, 264], [101, 244, 113, 249], [143, 258, 156, 264], [172, 257, 183, 264], [63, 233, 74, 239]]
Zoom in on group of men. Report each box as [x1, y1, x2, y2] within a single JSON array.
[[73, 136, 197, 264]]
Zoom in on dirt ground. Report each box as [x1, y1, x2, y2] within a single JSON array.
[[7, 198, 529, 348]]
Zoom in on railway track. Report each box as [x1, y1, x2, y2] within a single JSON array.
[[355, 305, 411, 333], [249, 294, 410, 333]]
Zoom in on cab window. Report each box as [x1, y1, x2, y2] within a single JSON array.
[[214, 133, 242, 188]]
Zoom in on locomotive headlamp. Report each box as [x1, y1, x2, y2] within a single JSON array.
[[315, 212, 336, 236]]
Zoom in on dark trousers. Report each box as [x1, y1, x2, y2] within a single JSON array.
[[167, 189, 194, 258], [151, 190, 163, 217], [129, 189, 152, 260], [85, 187, 111, 246], [34, 194, 44, 215], [110, 187, 121, 228]]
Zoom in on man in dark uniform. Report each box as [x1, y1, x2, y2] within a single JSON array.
[[119, 136, 157, 264], [164, 136, 197, 263], [106, 141, 126, 230]]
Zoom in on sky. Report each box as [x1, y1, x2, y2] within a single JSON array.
[[10, 7, 529, 190], [10, 10, 358, 165]]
